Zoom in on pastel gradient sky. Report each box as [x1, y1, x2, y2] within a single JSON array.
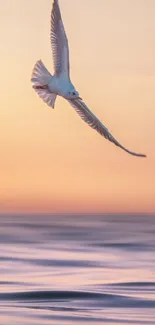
[[0, 0, 155, 214]]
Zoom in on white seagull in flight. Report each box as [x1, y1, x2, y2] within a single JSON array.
[[31, 0, 146, 158]]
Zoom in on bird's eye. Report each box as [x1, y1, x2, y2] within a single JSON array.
[[72, 92, 76, 95]]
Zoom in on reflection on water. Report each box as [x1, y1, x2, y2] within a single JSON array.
[[0, 214, 155, 324]]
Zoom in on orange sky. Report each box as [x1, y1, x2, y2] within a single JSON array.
[[0, 0, 155, 214]]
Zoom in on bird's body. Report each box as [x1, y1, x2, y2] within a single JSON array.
[[31, 0, 146, 158], [48, 76, 76, 98]]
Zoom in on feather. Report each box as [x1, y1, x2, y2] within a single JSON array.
[[31, 60, 57, 108], [68, 99, 146, 157], [50, 0, 70, 78]]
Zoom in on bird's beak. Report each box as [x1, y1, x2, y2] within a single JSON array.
[[78, 97, 82, 100]]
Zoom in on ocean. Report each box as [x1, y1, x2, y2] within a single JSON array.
[[0, 214, 155, 325]]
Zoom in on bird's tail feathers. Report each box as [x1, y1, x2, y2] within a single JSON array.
[[31, 60, 57, 108], [31, 60, 52, 86]]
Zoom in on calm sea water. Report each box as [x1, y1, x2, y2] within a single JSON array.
[[0, 214, 155, 325]]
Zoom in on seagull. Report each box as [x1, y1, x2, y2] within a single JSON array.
[[31, 0, 146, 158]]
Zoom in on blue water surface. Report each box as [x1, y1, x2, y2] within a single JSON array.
[[0, 214, 155, 325]]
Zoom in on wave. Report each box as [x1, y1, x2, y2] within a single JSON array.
[[106, 282, 155, 287], [0, 256, 99, 268], [1, 290, 155, 308]]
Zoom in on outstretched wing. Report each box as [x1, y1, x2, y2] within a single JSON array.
[[50, 0, 70, 78], [68, 99, 146, 157]]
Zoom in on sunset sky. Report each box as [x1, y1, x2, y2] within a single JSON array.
[[0, 0, 155, 214]]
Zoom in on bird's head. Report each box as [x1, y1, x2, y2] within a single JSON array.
[[67, 89, 82, 100]]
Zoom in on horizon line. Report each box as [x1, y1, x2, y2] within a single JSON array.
[[0, 212, 154, 217]]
